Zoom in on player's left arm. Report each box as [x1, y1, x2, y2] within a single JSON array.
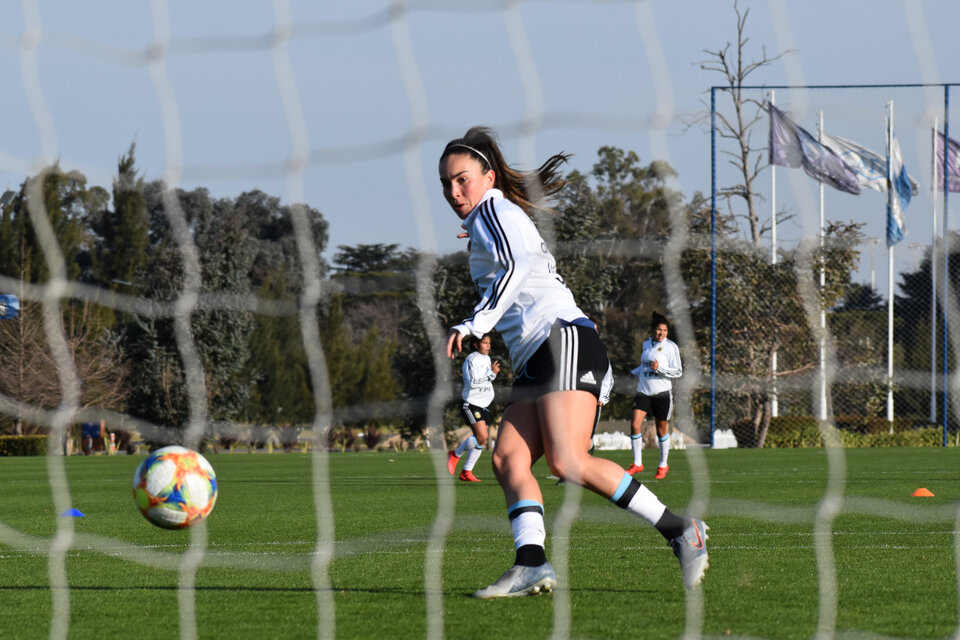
[[656, 342, 683, 378]]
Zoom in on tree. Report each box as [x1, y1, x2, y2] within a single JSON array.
[[90, 143, 149, 294], [0, 166, 128, 435], [0, 299, 128, 435], [893, 238, 960, 421], [0, 166, 91, 285], [689, 0, 792, 247], [682, 212, 864, 446], [554, 147, 682, 393], [228, 190, 329, 425], [124, 186, 259, 431], [243, 268, 315, 425]]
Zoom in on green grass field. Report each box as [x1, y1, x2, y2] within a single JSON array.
[[1, 447, 959, 639]]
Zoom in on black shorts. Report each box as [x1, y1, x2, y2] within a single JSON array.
[[632, 390, 673, 422], [460, 403, 491, 426], [508, 323, 610, 405]]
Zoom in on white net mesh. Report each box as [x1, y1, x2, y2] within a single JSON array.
[[1, 2, 959, 639]]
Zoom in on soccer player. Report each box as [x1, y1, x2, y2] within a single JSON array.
[[440, 127, 708, 598], [626, 312, 683, 480], [448, 334, 500, 482]]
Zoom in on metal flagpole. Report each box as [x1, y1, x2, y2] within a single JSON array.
[[886, 101, 895, 430], [931, 120, 938, 423], [770, 90, 779, 418], [817, 111, 827, 421], [710, 87, 717, 448], [943, 85, 951, 447]]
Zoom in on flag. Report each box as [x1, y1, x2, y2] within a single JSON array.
[[820, 130, 918, 246], [768, 103, 860, 195], [887, 133, 915, 246], [819, 132, 887, 192], [0, 294, 19, 320], [935, 131, 960, 192]]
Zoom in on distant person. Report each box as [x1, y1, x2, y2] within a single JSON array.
[[81, 421, 104, 456], [626, 312, 682, 479], [448, 334, 500, 482], [440, 126, 708, 598]]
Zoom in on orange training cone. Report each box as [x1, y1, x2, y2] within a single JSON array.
[[912, 488, 935, 497]]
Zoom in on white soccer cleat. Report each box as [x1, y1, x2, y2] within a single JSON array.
[[669, 518, 709, 589], [473, 563, 557, 599]]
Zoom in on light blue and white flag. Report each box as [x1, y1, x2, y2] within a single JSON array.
[[0, 294, 19, 320], [819, 132, 888, 192], [887, 133, 915, 246], [820, 130, 917, 246]]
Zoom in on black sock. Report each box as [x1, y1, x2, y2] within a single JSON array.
[[515, 544, 548, 567], [654, 509, 688, 541]]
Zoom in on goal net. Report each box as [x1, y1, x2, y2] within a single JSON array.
[[0, 2, 958, 639]]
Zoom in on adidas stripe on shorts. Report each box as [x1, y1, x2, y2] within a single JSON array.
[[509, 323, 610, 404]]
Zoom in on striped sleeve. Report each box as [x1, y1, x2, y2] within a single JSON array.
[[465, 355, 496, 389], [657, 342, 683, 379], [455, 200, 533, 337]]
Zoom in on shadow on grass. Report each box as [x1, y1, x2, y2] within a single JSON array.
[[0, 584, 657, 597]]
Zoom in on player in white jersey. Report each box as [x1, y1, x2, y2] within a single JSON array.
[[440, 127, 708, 598], [626, 312, 683, 479], [448, 334, 500, 482]]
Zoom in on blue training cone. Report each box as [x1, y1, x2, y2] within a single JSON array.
[[59, 508, 85, 517]]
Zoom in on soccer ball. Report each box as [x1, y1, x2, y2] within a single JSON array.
[[132, 446, 218, 529]]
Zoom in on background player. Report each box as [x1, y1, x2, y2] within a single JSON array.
[[626, 312, 682, 479], [448, 334, 500, 482]]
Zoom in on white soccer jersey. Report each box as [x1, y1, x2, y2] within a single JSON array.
[[452, 189, 587, 370], [462, 351, 497, 407], [631, 337, 682, 396]]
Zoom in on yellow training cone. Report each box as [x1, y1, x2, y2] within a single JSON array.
[[912, 488, 935, 497]]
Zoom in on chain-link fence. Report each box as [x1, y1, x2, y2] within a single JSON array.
[[706, 83, 960, 445]]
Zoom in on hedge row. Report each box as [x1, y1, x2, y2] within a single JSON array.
[[0, 435, 48, 456], [730, 415, 949, 448]]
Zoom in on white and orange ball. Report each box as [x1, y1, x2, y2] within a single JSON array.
[[132, 446, 218, 529]]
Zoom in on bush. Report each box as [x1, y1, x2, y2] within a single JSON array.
[[730, 416, 949, 448], [0, 435, 48, 456]]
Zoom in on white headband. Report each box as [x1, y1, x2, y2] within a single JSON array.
[[448, 143, 492, 169]]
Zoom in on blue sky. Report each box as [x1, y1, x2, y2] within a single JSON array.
[[0, 1, 957, 291]]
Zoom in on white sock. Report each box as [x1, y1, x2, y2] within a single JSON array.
[[610, 474, 666, 525], [455, 435, 476, 457], [509, 501, 546, 548], [630, 433, 643, 466], [463, 444, 483, 471], [658, 434, 670, 467]]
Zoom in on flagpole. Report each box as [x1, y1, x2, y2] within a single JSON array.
[[818, 110, 827, 421], [930, 121, 938, 423], [944, 85, 951, 447], [886, 101, 895, 431], [770, 90, 779, 418]]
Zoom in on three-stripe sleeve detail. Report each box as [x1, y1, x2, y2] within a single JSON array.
[[477, 201, 515, 312]]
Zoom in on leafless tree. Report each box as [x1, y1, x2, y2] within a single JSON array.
[[685, 1, 793, 247], [0, 300, 128, 435]]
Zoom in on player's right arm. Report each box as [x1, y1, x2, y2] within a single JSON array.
[[452, 203, 534, 340]]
